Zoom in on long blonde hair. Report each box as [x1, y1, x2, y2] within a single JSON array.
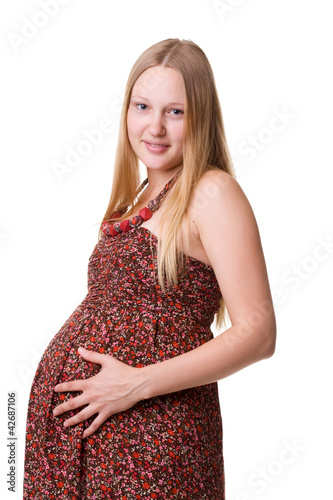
[[96, 38, 236, 331]]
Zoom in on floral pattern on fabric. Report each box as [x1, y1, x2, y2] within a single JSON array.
[[23, 225, 225, 499]]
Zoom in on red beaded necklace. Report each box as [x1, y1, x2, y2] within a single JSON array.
[[101, 169, 181, 237]]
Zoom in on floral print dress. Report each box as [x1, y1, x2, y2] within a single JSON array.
[[23, 191, 225, 499]]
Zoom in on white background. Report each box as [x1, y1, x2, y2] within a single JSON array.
[[0, 0, 332, 498]]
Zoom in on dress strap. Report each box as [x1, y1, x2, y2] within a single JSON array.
[[101, 169, 181, 237], [147, 169, 181, 212]]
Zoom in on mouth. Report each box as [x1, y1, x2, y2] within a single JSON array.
[[143, 141, 170, 148]]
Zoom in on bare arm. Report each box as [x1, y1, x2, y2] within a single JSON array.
[[140, 170, 276, 400]]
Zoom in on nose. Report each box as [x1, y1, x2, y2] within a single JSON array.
[[148, 112, 166, 137]]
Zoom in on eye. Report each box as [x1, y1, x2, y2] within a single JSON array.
[[170, 109, 184, 116], [135, 103, 148, 111]]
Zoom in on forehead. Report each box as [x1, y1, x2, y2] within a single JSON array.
[[132, 65, 185, 97]]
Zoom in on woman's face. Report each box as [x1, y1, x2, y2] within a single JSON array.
[[127, 65, 185, 174]]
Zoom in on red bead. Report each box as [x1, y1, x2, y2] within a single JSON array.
[[111, 211, 121, 218], [120, 219, 131, 232], [110, 225, 119, 236], [139, 207, 152, 221]]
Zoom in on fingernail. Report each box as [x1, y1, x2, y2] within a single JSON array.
[[53, 409, 59, 416]]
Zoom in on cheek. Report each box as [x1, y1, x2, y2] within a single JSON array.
[[174, 124, 184, 146], [127, 112, 139, 138]]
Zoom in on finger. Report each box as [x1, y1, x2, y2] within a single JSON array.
[[54, 379, 85, 393], [78, 346, 110, 365], [63, 406, 97, 428], [82, 412, 110, 439], [53, 393, 87, 416]]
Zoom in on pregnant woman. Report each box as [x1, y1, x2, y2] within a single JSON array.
[[23, 38, 276, 499]]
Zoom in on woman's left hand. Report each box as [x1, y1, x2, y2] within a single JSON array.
[[53, 346, 148, 438]]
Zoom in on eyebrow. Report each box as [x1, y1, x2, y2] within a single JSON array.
[[130, 95, 184, 106]]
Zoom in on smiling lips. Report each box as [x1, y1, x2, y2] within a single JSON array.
[[143, 140, 170, 153]]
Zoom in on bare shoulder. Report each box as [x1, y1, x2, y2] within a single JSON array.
[[182, 168, 257, 268], [189, 168, 255, 230]]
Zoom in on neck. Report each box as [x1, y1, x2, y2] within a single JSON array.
[[145, 166, 182, 193]]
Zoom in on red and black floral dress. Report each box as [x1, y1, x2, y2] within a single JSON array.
[[23, 172, 225, 499]]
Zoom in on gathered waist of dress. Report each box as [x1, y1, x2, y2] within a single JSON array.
[[80, 287, 219, 328]]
